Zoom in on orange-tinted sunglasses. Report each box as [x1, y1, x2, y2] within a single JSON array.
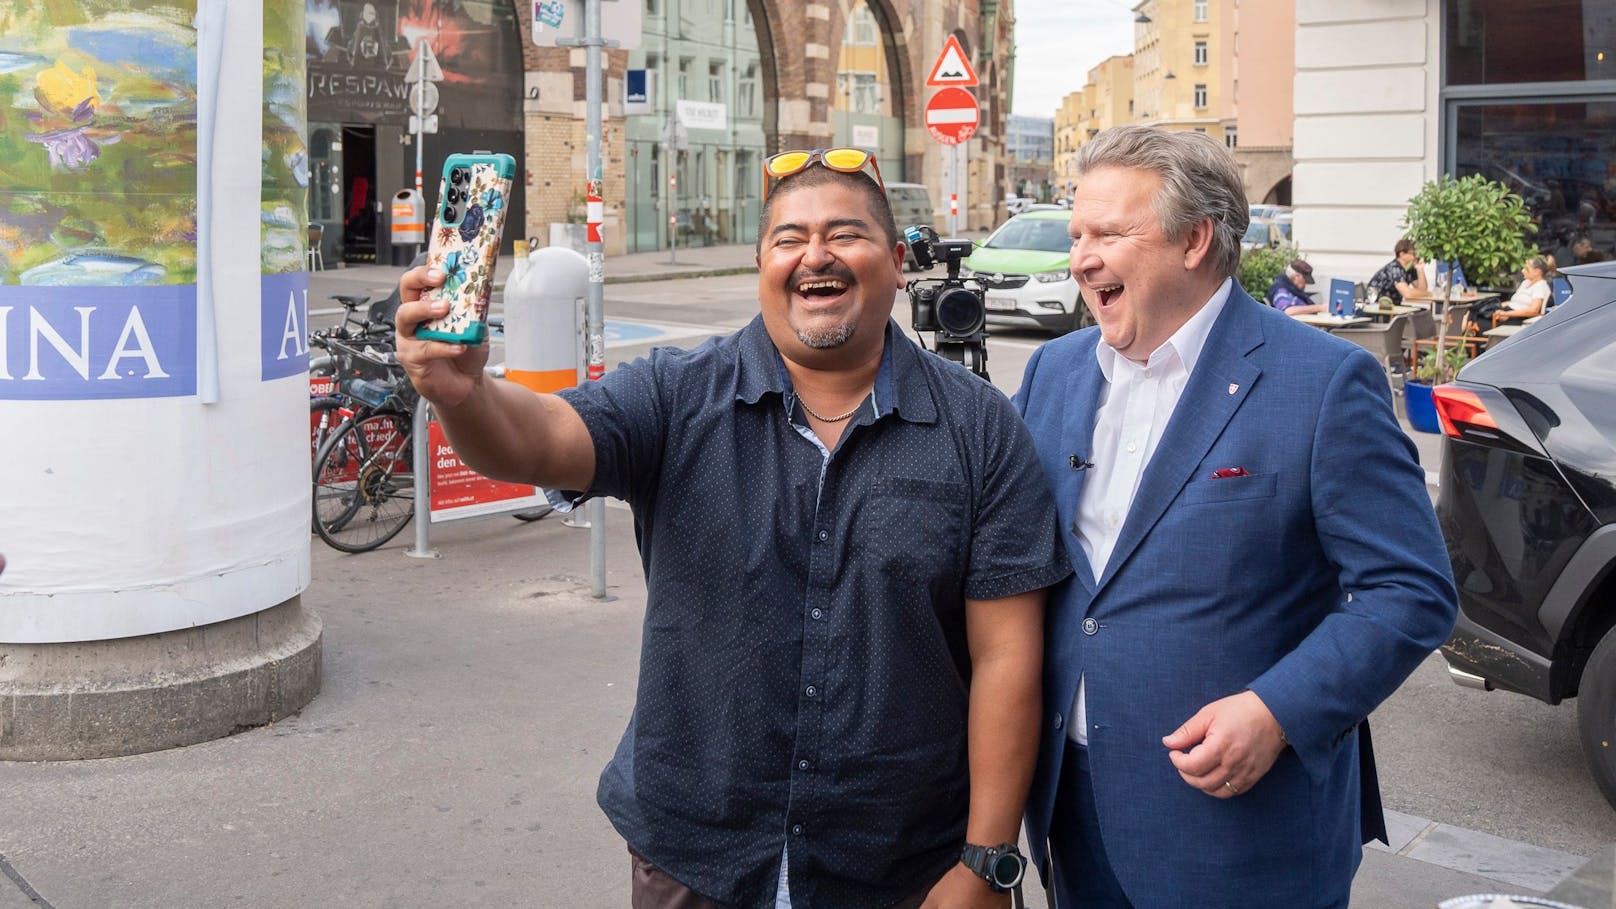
[[763, 147, 885, 199]]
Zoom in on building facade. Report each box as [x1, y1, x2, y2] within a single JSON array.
[[1292, 0, 1615, 281], [1006, 114, 1054, 200]]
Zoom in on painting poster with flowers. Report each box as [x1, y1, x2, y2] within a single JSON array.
[[0, 0, 199, 399], [260, 0, 313, 382]]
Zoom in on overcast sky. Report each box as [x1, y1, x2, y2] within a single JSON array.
[[1011, 1, 1137, 119]]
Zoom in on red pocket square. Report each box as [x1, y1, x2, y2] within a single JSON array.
[[1210, 466, 1251, 479]]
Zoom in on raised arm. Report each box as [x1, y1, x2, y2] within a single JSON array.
[[394, 266, 595, 490]]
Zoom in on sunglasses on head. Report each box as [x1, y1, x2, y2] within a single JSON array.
[[763, 147, 884, 199]]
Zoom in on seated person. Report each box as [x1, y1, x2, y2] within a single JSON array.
[[1365, 237, 1428, 304], [1469, 257, 1551, 331], [1266, 258, 1324, 316]]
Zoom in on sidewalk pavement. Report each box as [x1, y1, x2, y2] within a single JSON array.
[[0, 504, 1592, 908], [307, 241, 761, 305]]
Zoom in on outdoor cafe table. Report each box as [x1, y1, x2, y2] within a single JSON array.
[[1292, 312, 1371, 330], [1401, 290, 1502, 313], [1357, 302, 1422, 324]]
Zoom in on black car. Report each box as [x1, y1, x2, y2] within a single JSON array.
[[1436, 260, 1616, 807]]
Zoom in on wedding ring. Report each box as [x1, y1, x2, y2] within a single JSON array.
[[1224, 780, 1240, 794]]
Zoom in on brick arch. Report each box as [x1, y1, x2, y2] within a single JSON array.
[[743, 0, 782, 153]]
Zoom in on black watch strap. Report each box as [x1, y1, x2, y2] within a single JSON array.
[[960, 841, 1026, 893]]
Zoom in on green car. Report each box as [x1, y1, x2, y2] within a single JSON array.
[[964, 209, 1092, 334]]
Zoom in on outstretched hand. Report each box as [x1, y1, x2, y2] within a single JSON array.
[[1162, 690, 1287, 798], [393, 265, 490, 408]]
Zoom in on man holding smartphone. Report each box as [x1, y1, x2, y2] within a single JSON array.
[[394, 150, 1069, 908]]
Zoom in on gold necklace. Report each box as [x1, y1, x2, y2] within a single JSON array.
[[796, 391, 868, 423]]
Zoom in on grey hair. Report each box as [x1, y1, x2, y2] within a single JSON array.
[[1075, 124, 1249, 278]]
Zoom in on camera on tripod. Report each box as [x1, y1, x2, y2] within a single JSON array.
[[904, 225, 990, 380]]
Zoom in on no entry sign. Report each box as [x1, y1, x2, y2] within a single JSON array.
[[925, 87, 979, 146]]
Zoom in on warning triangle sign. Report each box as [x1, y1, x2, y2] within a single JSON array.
[[404, 40, 444, 83], [926, 35, 978, 88]]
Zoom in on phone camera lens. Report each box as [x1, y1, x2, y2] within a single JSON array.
[[450, 167, 469, 186], [447, 187, 463, 205]]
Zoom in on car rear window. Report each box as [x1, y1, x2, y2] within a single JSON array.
[[986, 217, 1071, 253]]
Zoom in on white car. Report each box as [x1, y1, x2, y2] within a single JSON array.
[[963, 209, 1092, 335]]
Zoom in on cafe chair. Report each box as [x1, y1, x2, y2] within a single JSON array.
[[1551, 277, 1572, 310], [1333, 314, 1412, 377], [307, 224, 325, 272]]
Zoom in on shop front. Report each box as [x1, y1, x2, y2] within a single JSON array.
[[305, 0, 525, 266]]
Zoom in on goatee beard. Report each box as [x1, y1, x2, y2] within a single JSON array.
[[795, 321, 857, 349]]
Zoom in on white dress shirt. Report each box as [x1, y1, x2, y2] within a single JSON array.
[[1069, 278, 1233, 746]]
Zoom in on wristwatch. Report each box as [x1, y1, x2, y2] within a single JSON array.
[[960, 842, 1027, 892]]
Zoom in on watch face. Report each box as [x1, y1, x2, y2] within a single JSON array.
[[989, 852, 1026, 888]]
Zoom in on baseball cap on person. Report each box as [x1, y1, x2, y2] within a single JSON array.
[[1289, 259, 1314, 285]]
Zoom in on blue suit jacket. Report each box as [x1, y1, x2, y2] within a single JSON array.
[[1012, 286, 1457, 906]]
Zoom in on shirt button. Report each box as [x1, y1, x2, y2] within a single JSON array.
[[810, 608, 823, 620], [798, 760, 810, 771], [805, 685, 818, 698], [1082, 617, 1099, 635], [1126, 441, 1137, 453], [791, 824, 804, 836], [816, 529, 829, 542], [1053, 713, 1064, 730]]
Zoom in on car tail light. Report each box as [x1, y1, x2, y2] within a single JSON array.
[[1432, 385, 1498, 439]]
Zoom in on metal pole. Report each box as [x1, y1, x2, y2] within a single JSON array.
[[405, 395, 439, 559], [583, 0, 608, 598], [414, 40, 425, 196]]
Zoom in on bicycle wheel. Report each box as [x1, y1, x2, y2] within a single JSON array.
[[309, 396, 348, 469], [312, 410, 415, 553]]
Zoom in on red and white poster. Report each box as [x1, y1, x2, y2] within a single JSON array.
[[427, 420, 545, 522]]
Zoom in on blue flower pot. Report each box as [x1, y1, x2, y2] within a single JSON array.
[[1405, 380, 1441, 434]]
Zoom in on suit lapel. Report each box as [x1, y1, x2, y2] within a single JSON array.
[[1061, 337, 1106, 593], [1094, 292, 1266, 594]]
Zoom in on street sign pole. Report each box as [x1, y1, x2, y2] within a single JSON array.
[[558, 3, 612, 599], [414, 42, 425, 196]]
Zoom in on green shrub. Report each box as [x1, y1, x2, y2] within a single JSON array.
[[1237, 244, 1298, 301]]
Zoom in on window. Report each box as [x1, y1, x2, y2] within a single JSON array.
[[1225, 125, 1238, 148], [1446, 0, 1612, 85], [849, 72, 880, 114], [709, 61, 723, 103], [1194, 127, 1207, 134], [738, 63, 758, 118], [845, 5, 878, 46], [1194, 0, 1208, 22], [1194, 40, 1208, 66], [678, 57, 692, 100], [645, 0, 658, 14], [1194, 83, 1208, 108]]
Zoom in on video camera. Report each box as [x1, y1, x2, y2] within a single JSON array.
[[904, 225, 989, 381]]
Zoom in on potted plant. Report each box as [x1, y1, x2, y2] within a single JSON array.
[[1404, 345, 1469, 433], [1400, 174, 1536, 385]]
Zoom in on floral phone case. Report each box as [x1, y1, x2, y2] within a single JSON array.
[[416, 152, 517, 345]]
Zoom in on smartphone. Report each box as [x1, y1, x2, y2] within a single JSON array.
[[415, 152, 517, 345]]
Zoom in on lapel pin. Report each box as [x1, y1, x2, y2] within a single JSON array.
[[1228, 383, 1240, 395]]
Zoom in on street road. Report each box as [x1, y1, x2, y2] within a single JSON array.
[[584, 271, 1616, 859]]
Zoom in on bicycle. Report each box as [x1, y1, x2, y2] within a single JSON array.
[[311, 337, 419, 553]]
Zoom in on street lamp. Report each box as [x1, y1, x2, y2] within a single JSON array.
[[1135, 12, 1151, 23]]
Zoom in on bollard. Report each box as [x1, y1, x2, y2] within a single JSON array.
[[505, 246, 588, 394], [404, 394, 440, 559]]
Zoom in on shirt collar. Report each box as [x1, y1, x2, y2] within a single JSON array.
[[733, 317, 937, 424], [1095, 277, 1233, 382]]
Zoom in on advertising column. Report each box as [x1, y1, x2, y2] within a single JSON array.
[[0, 0, 322, 759]]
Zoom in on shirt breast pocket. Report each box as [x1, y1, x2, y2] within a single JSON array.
[[859, 476, 968, 583], [1178, 472, 1278, 506]]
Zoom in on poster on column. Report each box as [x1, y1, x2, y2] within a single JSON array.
[[263, 0, 311, 381], [0, 1, 199, 400]]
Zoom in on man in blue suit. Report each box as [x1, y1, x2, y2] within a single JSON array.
[[1012, 125, 1457, 907]]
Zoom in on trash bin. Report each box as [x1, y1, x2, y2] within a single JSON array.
[[390, 189, 425, 264]]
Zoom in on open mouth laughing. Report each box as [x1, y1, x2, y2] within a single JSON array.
[[1088, 280, 1123, 311], [793, 276, 852, 307]]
